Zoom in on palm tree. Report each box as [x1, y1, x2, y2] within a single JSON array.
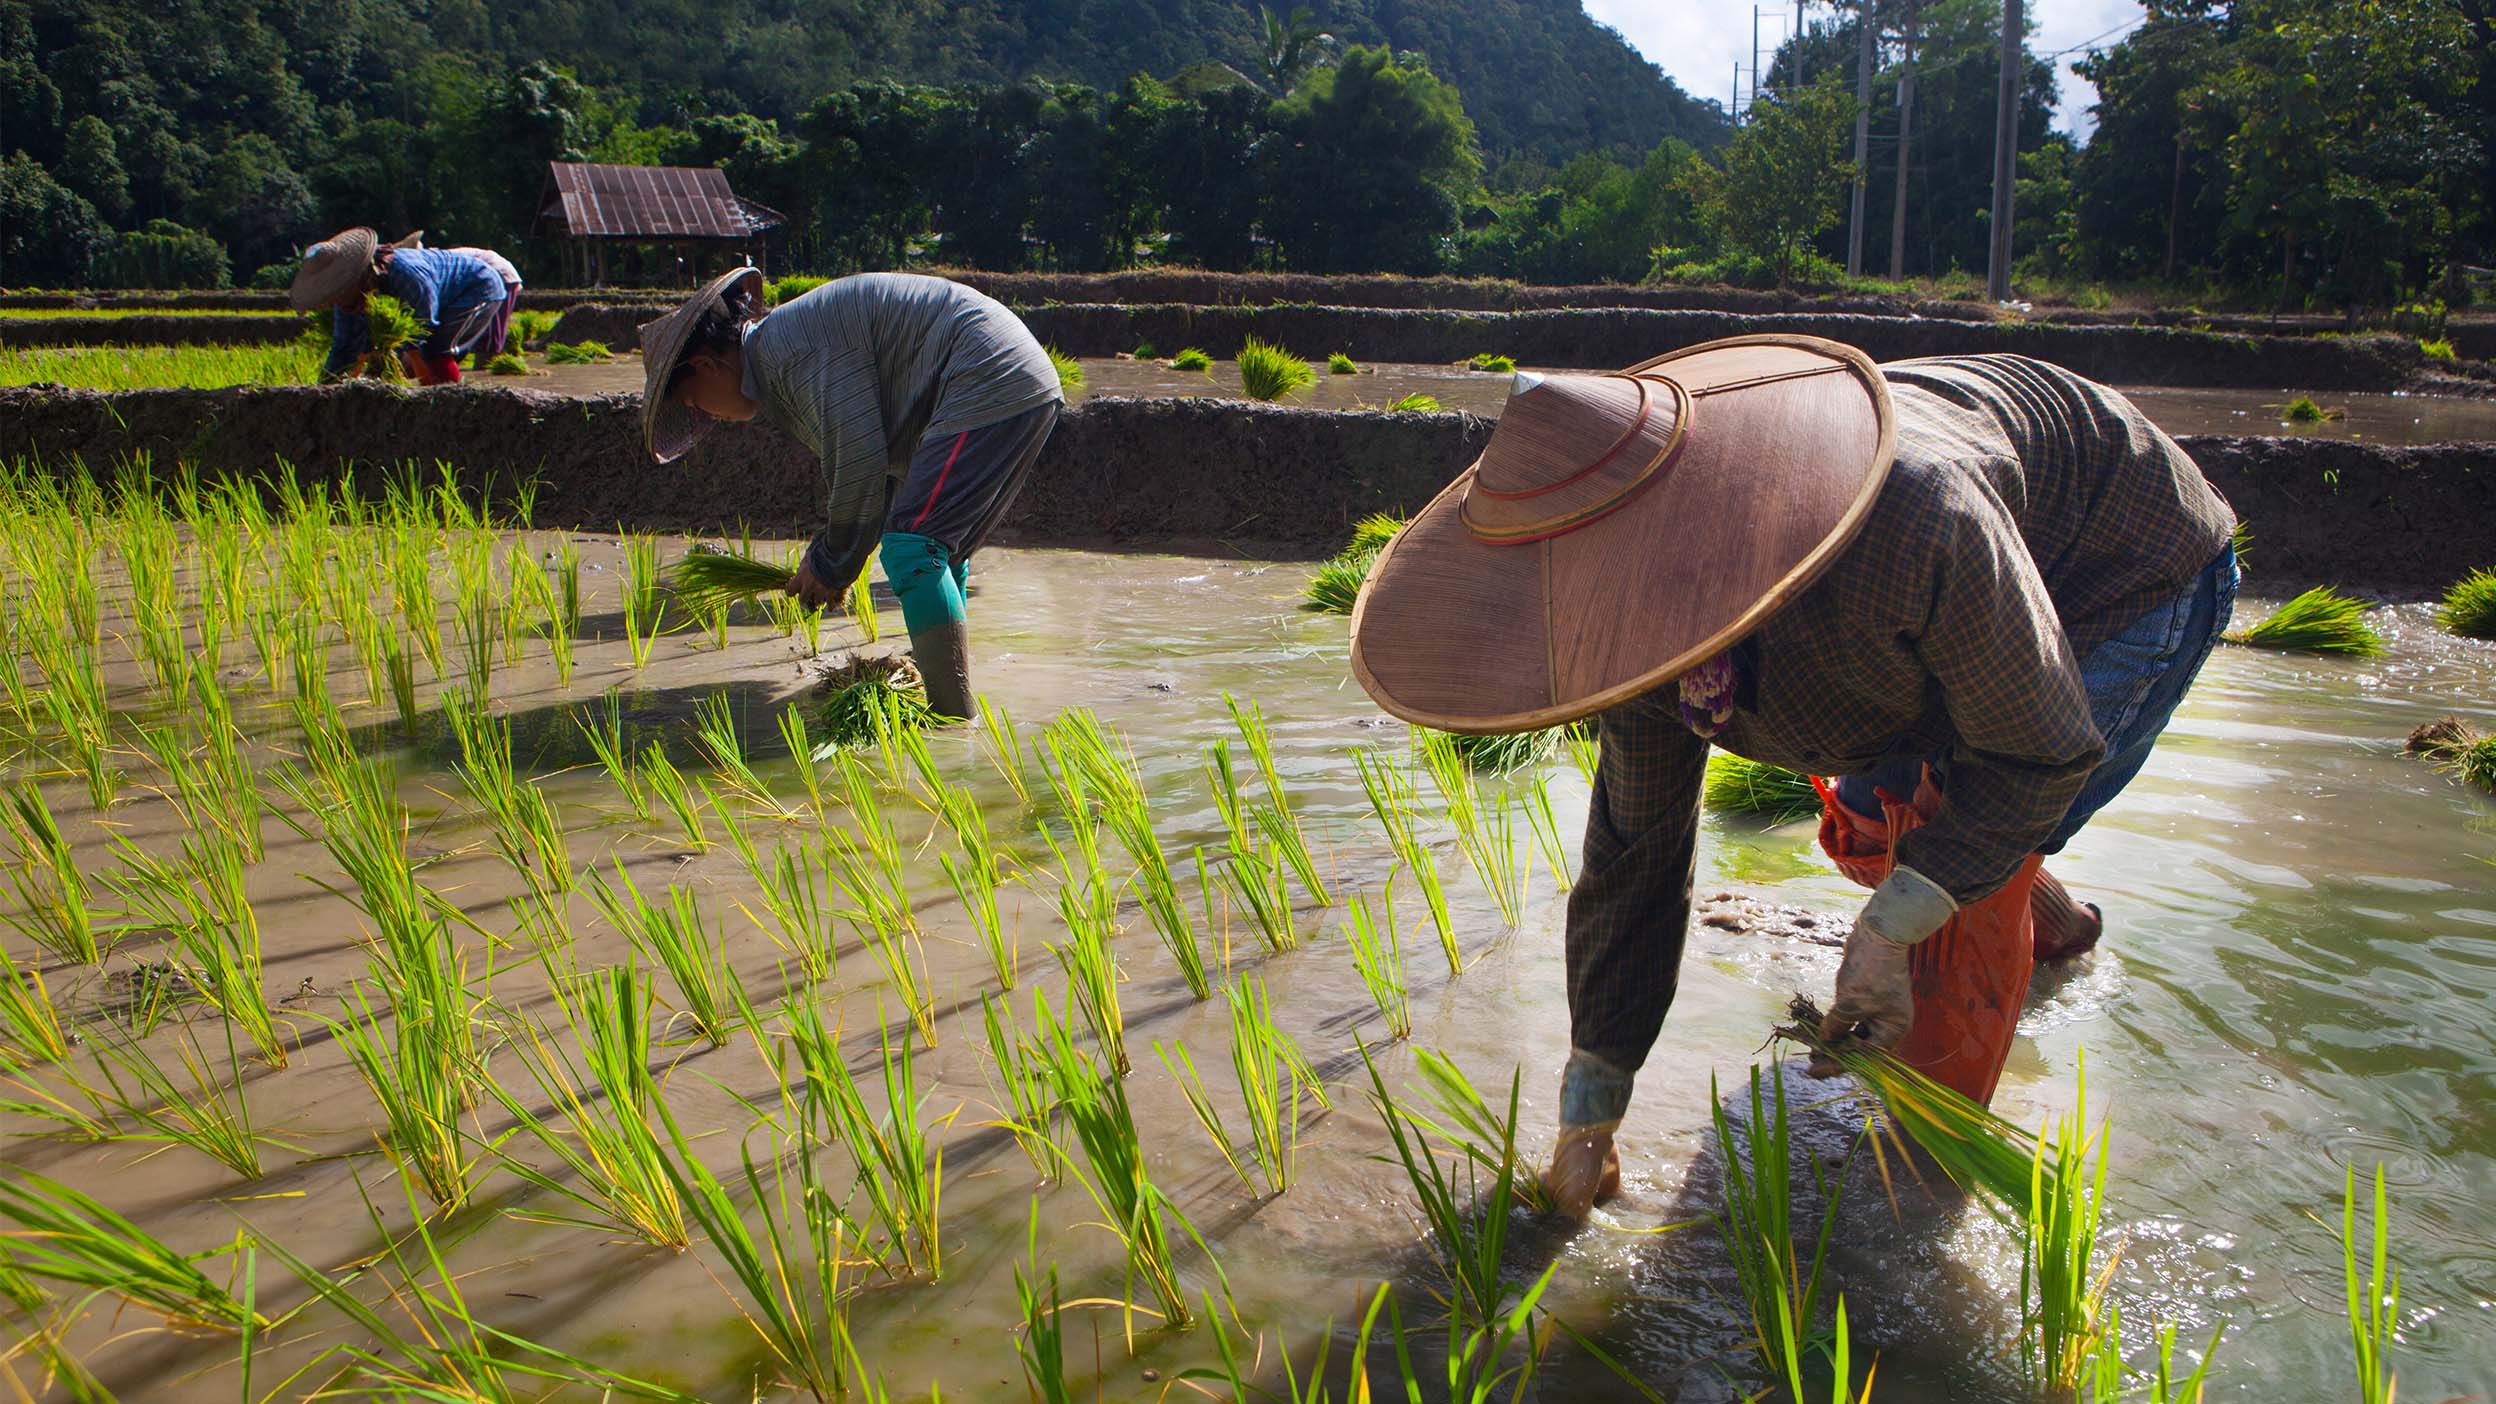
[[1258, 5, 1335, 95]]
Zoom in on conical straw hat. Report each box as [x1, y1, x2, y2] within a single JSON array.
[[639, 266, 765, 463], [287, 227, 378, 311], [1350, 333, 1895, 732]]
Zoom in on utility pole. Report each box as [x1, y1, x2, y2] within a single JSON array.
[[1751, 7, 1763, 113], [1985, 0, 2022, 301], [1846, 0, 1874, 276], [1888, 0, 1917, 280], [1732, 62, 1743, 123], [1795, 0, 1808, 87]]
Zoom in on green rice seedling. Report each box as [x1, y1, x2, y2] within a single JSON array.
[[2281, 395, 2331, 423], [1063, 721, 1212, 998], [154, 829, 288, 1068], [1172, 346, 1213, 372], [550, 534, 583, 631], [88, 1021, 288, 1179], [1524, 774, 1574, 888], [1016, 1255, 1074, 1403], [2088, 1297, 2219, 1403], [387, 526, 446, 674], [34, 658, 116, 811], [332, 967, 481, 1210], [2, 780, 99, 963], [1705, 753, 1822, 823], [1035, 1019, 1218, 1332], [785, 1000, 951, 1277], [0, 1249, 112, 1403], [2435, 566, 2496, 639], [655, 1092, 864, 1404], [1223, 694, 1330, 904], [691, 693, 785, 811], [1348, 511, 1406, 554], [982, 992, 1060, 1176], [1051, 874, 1129, 1075], [2419, 336, 2456, 361], [446, 692, 576, 937], [1779, 995, 2048, 1219], [587, 862, 746, 1047], [846, 566, 881, 643], [2225, 585, 2386, 657], [723, 809, 838, 982], [486, 963, 688, 1248], [1711, 1064, 1845, 1397], [269, 728, 453, 993], [1354, 746, 1458, 970], [620, 581, 662, 667], [944, 848, 1014, 991], [544, 340, 615, 364], [1045, 345, 1085, 391], [1468, 352, 1516, 373], [1360, 1040, 1523, 1334], [580, 689, 652, 820], [0, 939, 72, 1062], [0, 343, 322, 391], [1384, 391, 1441, 412], [1215, 840, 1300, 954], [0, 1167, 260, 1332], [1418, 730, 1527, 927], [1373, 1263, 1569, 1404], [448, 533, 501, 699], [2343, 1163, 2399, 1404], [262, 1164, 687, 1403], [641, 742, 711, 847], [2024, 1052, 2113, 1393], [1405, 1049, 1556, 1215], [380, 629, 420, 733], [487, 352, 529, 375], [980, 695, 1036, 804], [245, 598, 289, 686], [1328, 351, 1359, 374], [1159, 977, 1330, 1196], [1344, 889, 1412, 1040], [777, 705, 828, 812], [1237, 336, 1316, 401], [283, 608, 333, 716]]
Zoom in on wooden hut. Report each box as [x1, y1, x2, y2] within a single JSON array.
[[536, 162, 786, 287]]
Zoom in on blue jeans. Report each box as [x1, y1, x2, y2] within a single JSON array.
[[1837, 545, 2239, 852]]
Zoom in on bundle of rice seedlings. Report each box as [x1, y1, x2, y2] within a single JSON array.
[[2229, 517, 2253, 568], [1348, 511, 1406, 554], [1172, 347, 1212, 372], [2224, 585, 2385, 657], [813, 653, 942, 747], [1131, 340, 1157, 359], [1299, 512, 1408, 615], [2446, 735, 2496, 795], [1468, 352, 1516, 373], [1045, 346, 1084, 391], [1327, 352, 1359, 374], [2403, 715, 2477, 756], [1425, 727, 1559, 775], [2280, 396, 2332, 424], [1777, 995, 2049, 1220], [1383, 392, 1440, 412], [1704, 754, 1821, 823], [668, 545, 792, 616], [2435, 567, 2496, 639], [1237, 336, 1315, 401], [545, 341, 614, 365], [486, 353, 528, 376]]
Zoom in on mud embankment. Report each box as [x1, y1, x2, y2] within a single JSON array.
[[4, 383, 2487, 595], [551, 301, 2447, 394], [0, 314, 308, 348]]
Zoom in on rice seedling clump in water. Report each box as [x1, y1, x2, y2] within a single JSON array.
[[813, 653, 943, 745], [1383, 391, 1441, 412], [1468, 352, 1516, 373], [2225, 585, 2385, 656], [1237, 336, 1315, 401], [1172, 346, 1212, 372], [2435, 566, 2496, 639], [1044, 345, 1084, 391], [1300, 512, 1404, 615], [1328, 351, 1359, 374], [544, 341, 614, 364], [487, 353, 529, 375], [1703, 753, 1822, 823]]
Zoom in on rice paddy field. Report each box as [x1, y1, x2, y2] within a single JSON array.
[[0, 459, 2490, 1401], [0, 344, 322, 391]]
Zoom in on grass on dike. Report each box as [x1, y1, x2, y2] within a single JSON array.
[[1, 342, 321, 390]]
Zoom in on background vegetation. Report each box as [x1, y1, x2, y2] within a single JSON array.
[[1, 0, 2489, 318]]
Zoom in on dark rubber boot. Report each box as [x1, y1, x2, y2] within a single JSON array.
[[910, 622, 974, 723], [2030, 869, 2103, 961]]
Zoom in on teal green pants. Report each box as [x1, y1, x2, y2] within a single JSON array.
[[880, 531, 971, 633]]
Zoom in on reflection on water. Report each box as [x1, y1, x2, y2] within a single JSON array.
[[14, 539, 2495, 1401], [528, 352, 2496, 445]]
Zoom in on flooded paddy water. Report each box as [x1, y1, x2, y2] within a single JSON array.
[[1, 482, 2493, 1401], [524, 352, 2496, 446]]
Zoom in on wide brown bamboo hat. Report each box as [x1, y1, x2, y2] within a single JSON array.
[[287, 227, 378, 311], [639, 266, 765, 463], [1350, 333, 1895, 732]]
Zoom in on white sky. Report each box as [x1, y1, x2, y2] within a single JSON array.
[[1580, 0, 2146, 140]]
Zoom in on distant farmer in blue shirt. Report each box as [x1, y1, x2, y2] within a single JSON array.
[[637, 268, 1063, 721], [289, 227, 508, 385]]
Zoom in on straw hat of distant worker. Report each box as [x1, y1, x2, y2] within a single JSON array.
[[288, 227, 380, 311]]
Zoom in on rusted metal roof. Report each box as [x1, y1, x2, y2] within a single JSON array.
[[541, 163, 786, 241]]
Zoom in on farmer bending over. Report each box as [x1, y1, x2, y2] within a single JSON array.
[[290, 228, 507, 385], [640, 268, 1062, 721], [1348, 340, 2236, 1218]]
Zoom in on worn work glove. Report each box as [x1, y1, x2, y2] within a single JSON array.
[[1544, 1049, 1631, 1218], [1810, 864, 1957, 1074]]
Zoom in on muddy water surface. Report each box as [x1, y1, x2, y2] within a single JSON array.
[[526, 353, 2496, 444], [8, 541, 2494, 1401]]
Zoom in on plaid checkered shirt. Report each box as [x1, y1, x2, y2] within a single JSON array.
[[1566, 354, 2235, 1072]]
